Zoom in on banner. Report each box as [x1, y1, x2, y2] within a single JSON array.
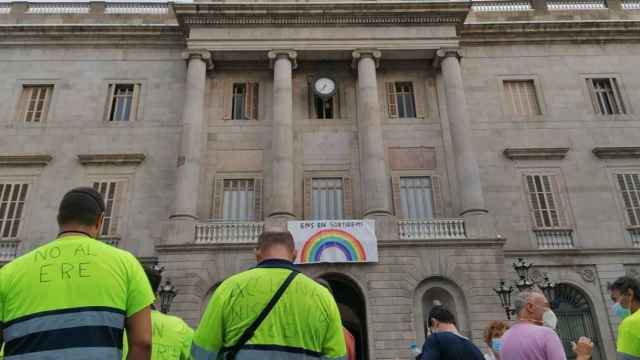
[[287, 220, 378, 264]]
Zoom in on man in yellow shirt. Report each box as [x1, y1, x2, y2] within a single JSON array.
[[610, 276, 640, 359], [0, 187, 154, 360]]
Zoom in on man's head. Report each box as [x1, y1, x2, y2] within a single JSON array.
[[255, 231, 297, 263], [427, 305, 457, 333], [609, 276, 640, 313], [144, 266, 163, 295], [514, 290, 549, 324], [57, 187, 105, 238]]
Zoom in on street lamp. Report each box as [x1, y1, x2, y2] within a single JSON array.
[[158, 280, 177, 314], [539, 275, 557, 308], [493, 280, 515, 320], [513, 258, 532, 280]]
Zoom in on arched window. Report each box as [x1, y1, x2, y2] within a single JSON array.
[[554, 284, 604, 360]]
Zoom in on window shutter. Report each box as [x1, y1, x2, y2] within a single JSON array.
[[303, 176, 312, 219], [41, 87, 53, 123], [244, 82, 259, 120], [336, 86, 344, 119], [343, 176, 353, 219], [586, 79, 601, 115], [432, 176, 444, 218], [212, 177, 224, 219], [222, 79, 233, 120], [386, 82, 399, 118], [549, 175, 569, 228], [415, 82, 426, 119], [610, 79, 626, 114], [110, 180, 127, 236], [105, 84, 116, 121], [254, 178, 263, 220], [130, 84, 141, 122], [391, 176, 402, 217], [524, 175, 544, 229]]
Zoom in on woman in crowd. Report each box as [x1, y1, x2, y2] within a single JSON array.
[[483, 320, 509, 360]]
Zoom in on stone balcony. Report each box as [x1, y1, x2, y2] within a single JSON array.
[[0, 240, 19, 262], [194, 218, 468, 244]]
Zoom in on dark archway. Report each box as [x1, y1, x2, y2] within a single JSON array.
[[319, 273, 369, 360], [554, 283, 604, 360]]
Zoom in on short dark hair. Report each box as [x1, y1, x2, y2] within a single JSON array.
[[427, 305, 456, 327], [144, 266, 162, 293], [57, 187, 105, 227], [610, 276, 640, 302], [257, 231, 295, 252]]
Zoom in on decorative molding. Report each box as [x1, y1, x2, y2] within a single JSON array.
[[433, 48, 463, 68], [0, 154, 52, 167], [578, 268, 596, 283], [503, 147, 569, 160], [77, 153, 146, 166], [352, 49, 382, 69], [592, 146, 640, 159], [182, 50, 213, 70], [182, 14, 463, 27], [267, 50, 298, 69]]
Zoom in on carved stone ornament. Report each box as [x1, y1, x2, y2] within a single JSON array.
[[530, 269, 544, 283], [267, 50, 298, 70], [626, 266, 640, 280], [579, 268, 596, 283], [182, 50, 214, 70], [351, 49, 382, 69]]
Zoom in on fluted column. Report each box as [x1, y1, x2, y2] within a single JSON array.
[[434, 48, 492, 237], [267, 50, 297, 219], [172, 50, 212, 220], [353, 50, 392, 218]]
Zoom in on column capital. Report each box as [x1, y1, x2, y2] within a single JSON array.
[[181, 50, 214, 70], [268, 50, 298, 69], [432, 48, 464, 69], [351, 49, 381, 69]]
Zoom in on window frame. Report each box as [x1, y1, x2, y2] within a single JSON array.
[[223, 80, 260, 121], [12, 79, 58, 126], [391, 171, 445, 220], [211, 175, 263, 221], [580, 74, 632, 118], [498, 75, 546, 120], [309, 177, 346, 220], [303, 172, 353, 220], [587, 77, 626, 115], [385, 81, 418, 119], [91, 178, 129, 240], [0, 181, 31, 241], [100, 80, 145, 124]]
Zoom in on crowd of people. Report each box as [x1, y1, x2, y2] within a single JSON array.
[[0, 187, 638, 360]]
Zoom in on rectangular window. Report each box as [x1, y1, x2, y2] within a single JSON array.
[[223, 179, 256, 221], [399, 177, 434, 220], [93, 180, 126, 237], [616, 173, 640, 227], [525, 174, 567, 229], [504, 80, 541, 116], [315, 96, 335, 119], [231, 82, 259, 120], [588, 78, 626, 115], [0, 183, 29, 239], [386, 82, 417, 118], [20, 85, 53, 123], [311, 178, 344, 220], [107, 83, 140, 122]]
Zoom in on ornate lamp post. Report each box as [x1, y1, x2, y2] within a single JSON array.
[[494, 258, 556, 320], [158, 280, 177, 314]]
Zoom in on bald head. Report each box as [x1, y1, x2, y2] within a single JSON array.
[[515, 290, 549, 324]]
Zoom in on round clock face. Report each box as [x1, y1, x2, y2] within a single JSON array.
[[314, 77, 336, 97]]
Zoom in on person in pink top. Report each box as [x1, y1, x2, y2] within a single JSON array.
[[501, 291, 593, 360]]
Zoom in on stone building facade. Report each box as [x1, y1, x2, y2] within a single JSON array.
[[1, 0, 640, 359]]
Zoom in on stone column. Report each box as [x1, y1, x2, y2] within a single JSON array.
[[172, 50, 212, 220], [434, 48, 492, 237], [267, 50, 297, 219], [353, 50, 392, 218]]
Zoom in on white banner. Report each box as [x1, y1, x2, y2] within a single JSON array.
[[287, 220, 378, 264]]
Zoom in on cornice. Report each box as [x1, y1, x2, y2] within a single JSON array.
[[462, 20, 640, 44], [503, 147, 569, 160], [0, 154, 52, 167], [78, 153, 146, 166], [592, 146, 640, 159], [174, 2, 470, 29]]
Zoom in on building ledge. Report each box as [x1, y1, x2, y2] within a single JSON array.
[[592, 146, 640, 159], [78, 153, 146, 166], [0, 154, 52, 167], [503, 147, 569, 160]]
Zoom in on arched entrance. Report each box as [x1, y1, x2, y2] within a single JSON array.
[[319, 273, 369, 360], [554, 283, 604, 360]]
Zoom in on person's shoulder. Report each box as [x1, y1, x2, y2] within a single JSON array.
[[622, 310, 640, 328]]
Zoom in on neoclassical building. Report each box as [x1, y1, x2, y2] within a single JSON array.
[[1, 0, 640, 358]]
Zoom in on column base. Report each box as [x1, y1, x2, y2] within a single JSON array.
[[460, 209, 496, 239], [162, 217, 197, 246]]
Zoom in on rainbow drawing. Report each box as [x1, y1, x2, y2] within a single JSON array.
[[300, 228, 367, 263]]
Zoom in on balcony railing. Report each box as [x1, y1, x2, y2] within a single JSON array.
[[547, 0, 606, 9], [195, 221, 264, 244], [398, 219, 466, 240], [472, 0, 533, 11], [105, 3, 170, 15], [622, 1, 640, 9], [534, 229, 575, 249], [27, 3, 90, 15], [0, 240, 19, 262], [627, 228, 640, 247]]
